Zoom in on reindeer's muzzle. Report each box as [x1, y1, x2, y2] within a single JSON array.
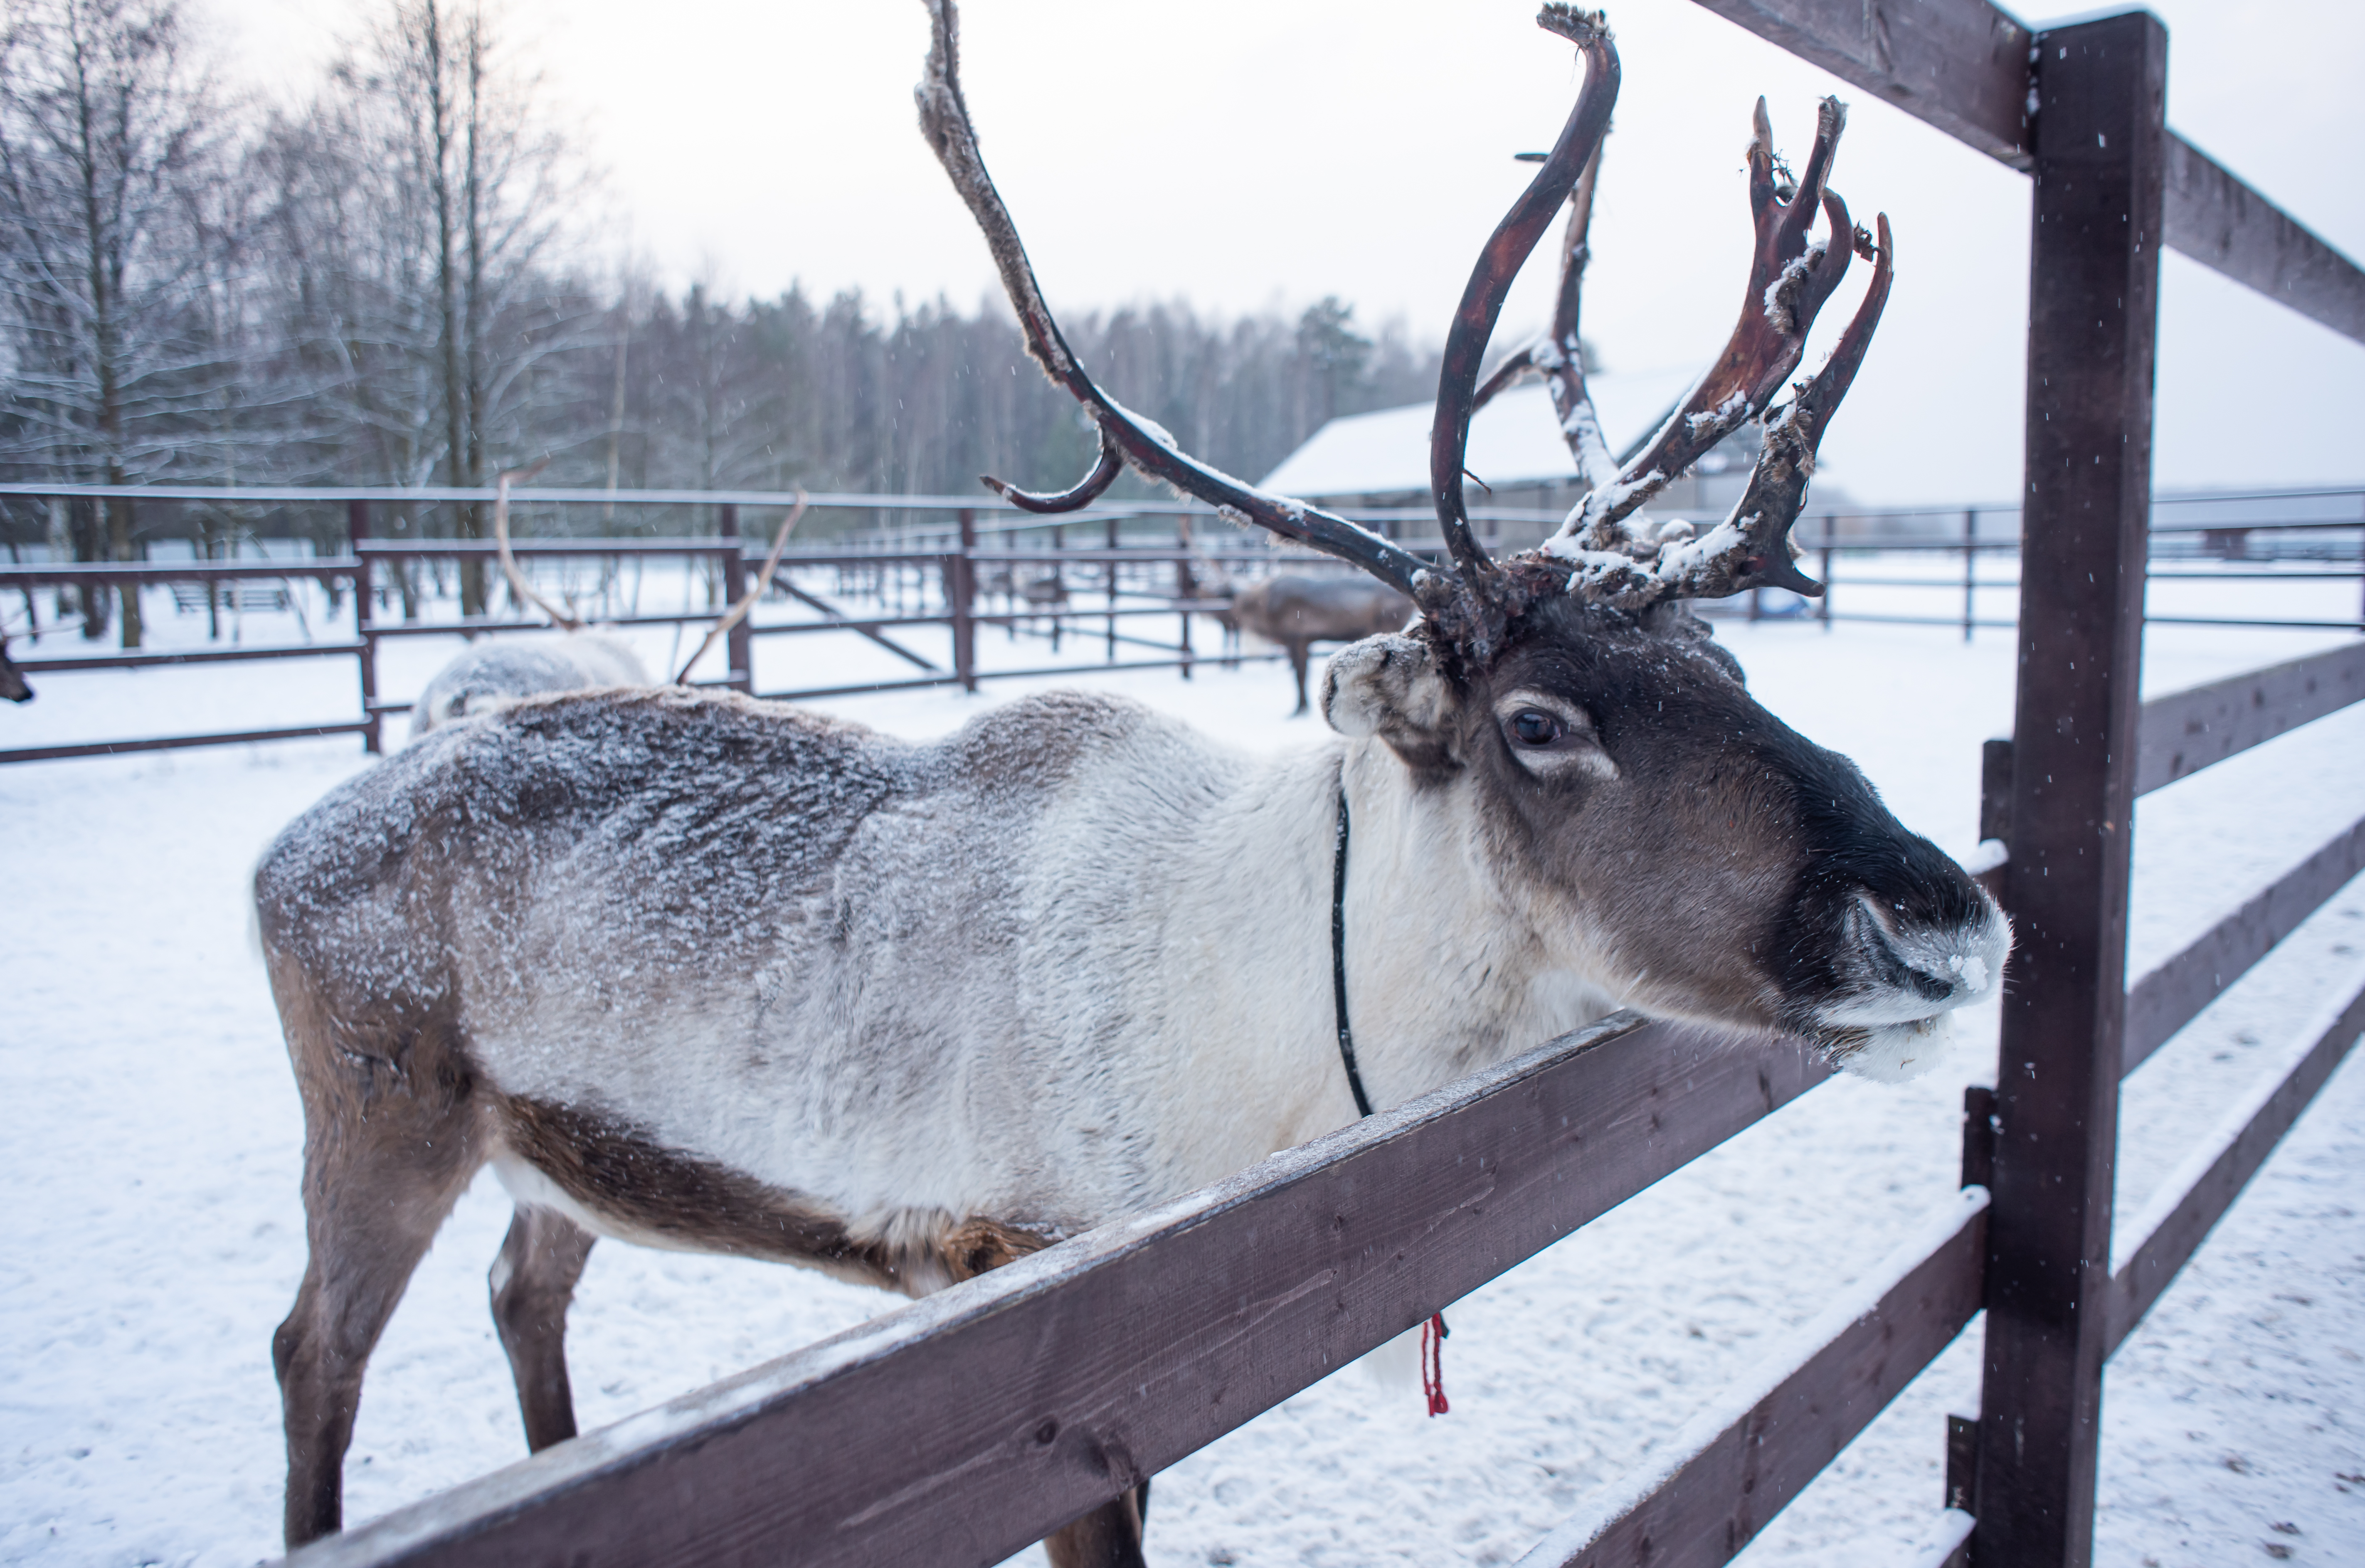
[[1773, 839, 2010, 1083]]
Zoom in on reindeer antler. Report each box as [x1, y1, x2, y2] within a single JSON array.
[[674, 491, 809, 685], [1643, 217, 1891, 601], [492, 461, 581, 632], [984, 427, 1123, 515], [1429, 5, 1618, 612], [1548, 95, 1857, 556], [915, 0, 1454, 617], [921, 0, 1894, 654], [1468, 133, 1614, 496], [1465, 64, 1891, 614]]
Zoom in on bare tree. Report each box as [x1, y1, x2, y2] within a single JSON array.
[[253, 0, 593, 610], [0, 0, 222, 643]]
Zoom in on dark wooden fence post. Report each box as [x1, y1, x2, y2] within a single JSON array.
[[1820, 543, 1833, 631], [1973, 14, 2165, 1567], [118, 496, 141, 649], [953, 507, 977, 693], [348, 498, 380, 754], [1106, 515, 1119, 664], [718, 503, 752, 694]]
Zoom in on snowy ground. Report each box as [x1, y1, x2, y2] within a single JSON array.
[[2, 579, 2363, 1568]]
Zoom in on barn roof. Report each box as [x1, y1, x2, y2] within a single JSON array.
[[1258, 367, 1701, 500]]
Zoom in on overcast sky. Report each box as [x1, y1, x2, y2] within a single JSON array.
[[207, 0, 2364, 508]]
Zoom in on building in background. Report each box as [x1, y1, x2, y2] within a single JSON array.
[[1260, 367, 1890, 548]]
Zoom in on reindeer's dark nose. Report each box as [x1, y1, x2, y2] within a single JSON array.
[[1859, 911, 1965, 1003]]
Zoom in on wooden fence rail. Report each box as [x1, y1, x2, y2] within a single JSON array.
[[2131, 640, 2365, 794], [2104, 968, 2365, 1358], [1525, 1188, 1991, 1568], [1694, 0, 2365, 340], [2121, 815, 2365, 1076], [280, 1015, 1832, 1568]]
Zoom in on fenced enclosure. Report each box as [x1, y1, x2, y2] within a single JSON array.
[[2, 481, 2357, 767], [3, 3, 2360, 1566]]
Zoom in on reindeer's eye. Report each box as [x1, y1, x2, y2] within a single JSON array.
[[1508, 709, 1563, 747]]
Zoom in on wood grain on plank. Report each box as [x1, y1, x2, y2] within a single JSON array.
[[281, 1015, 1832, 1568]]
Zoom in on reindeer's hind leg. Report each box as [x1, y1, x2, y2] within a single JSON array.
[[489, 1205, 598, 1450], [1287, 640, 1312, 716], [941, 1222, 1149, 1568], [271, 983, 483, 1546], [1045, 1488, 1148, 1568]]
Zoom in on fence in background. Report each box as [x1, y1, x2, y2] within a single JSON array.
[[2, 481, 2357, 767]]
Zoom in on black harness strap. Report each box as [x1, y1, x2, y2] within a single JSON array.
[[1332, 775, 1376, 1119], [1334, 772, 1452, 1414]]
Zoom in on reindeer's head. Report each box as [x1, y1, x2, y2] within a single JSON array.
[[918, 0, 2005, 1075]]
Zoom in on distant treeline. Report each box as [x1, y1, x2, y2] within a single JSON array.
[[0, 0, 1438, 631]]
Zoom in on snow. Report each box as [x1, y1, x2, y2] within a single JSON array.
[[1257, 370, 1697, 500], [3, 583, 2364, 1568], [1517, 1186, 1991, 1568]]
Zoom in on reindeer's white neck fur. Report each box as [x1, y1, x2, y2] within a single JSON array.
[[1330, 739, 1620, 1116]]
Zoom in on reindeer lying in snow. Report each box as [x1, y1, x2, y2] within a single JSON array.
[[407, 470, 649, 737], [407, 476, 802, 738], [259, 8, 2005, 1563]]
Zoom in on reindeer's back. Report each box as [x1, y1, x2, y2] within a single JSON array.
[[258, 688, 900, 1007]]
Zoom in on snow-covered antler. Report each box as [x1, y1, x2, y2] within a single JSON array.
[[492, 461, 581, 632], [1642, 216, 1892, 600], [1443, 54, 1894, 613], [673, 491, 808, 685], [1514, 199, 1890, 610], [1425, 10, 1891, 623], [1549, 94, 1861, 555], [915, 0, 1446, 613]]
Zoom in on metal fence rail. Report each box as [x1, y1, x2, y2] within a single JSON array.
[[3, 482, 2356, 766]]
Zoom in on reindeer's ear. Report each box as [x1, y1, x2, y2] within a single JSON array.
[[1323, 635, 1458, 768]]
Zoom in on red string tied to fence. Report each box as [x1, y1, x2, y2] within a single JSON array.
[[1420, 1312, 1450, 1417]]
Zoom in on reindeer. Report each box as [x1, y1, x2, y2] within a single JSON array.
[[258, 9, 2003, 1564], [1231, 574, 1417, 714], [1018, 567, 1071, 648], [1173, 515, 1244, 667], [407, 476, 801, 738]]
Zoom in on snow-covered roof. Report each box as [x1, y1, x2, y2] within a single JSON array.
[[1259, 367, 1701, 500]]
